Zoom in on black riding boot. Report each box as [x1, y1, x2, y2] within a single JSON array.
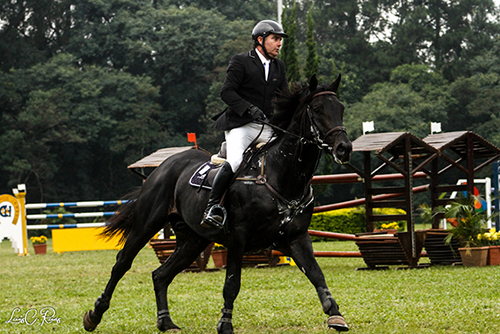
[[200, 161, 234, 229]]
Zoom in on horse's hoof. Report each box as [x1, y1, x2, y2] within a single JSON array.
[[83, 310, 97, 332], [327, 315, 349, 332], [217, 319, 234, 334], [157, 317, 181, 332]]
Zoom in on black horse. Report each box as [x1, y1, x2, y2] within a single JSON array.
[[83, 75, 352, 333]]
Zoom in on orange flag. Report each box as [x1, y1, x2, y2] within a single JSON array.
[[187, 133, 197, 148]]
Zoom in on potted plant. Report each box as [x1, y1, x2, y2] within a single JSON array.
[[478, 229, 500, 265], [211, 243, 227, 268], [31, 235, 48, 255], [443, 197, 490, 267]]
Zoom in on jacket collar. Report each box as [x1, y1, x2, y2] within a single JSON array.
[[249, 49, 275, 63]]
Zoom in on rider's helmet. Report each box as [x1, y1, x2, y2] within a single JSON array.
[[252, 20, 288, 41]]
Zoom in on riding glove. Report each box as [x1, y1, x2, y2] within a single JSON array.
[[248, 106, 266, 121]]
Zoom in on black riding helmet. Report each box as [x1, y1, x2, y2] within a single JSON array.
[[252, 20, 288, 59]]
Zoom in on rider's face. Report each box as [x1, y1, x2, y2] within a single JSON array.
[[259, 34, 283, 59]]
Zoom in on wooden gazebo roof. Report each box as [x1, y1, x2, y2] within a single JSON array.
[[352, 132, 408, 152], [420, 131, 500, 227], [128, 146, 195, 169], [423, 131, 500, 162], [353, 132, 438, 157], [127, 146, 196, 178], [351, 132, 439, 175]]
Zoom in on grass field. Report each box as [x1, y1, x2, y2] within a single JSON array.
[[1, 238, 499, 334]]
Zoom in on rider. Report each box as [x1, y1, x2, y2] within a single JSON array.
[[201, 20, 289, 230]]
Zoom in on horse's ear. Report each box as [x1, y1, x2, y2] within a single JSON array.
[[309, 74, 318, 92], [328, 74, 341, 93]]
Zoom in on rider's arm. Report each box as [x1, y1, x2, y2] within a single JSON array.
[[220, 55, 253, 117]]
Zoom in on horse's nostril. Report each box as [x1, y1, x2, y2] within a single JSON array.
[[334, 142, 352, 162], [336, 143, 346, 155]]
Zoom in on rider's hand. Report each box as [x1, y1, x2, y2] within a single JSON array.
[[248, 106, 266, 121]]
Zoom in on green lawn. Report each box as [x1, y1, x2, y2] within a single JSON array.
[[0, 238, 499, 334]]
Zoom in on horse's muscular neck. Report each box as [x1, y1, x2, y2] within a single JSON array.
[[267, 115, 321, 200]]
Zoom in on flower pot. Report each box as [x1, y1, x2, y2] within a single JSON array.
[[487, 246, 500, 266], [212, 249, 227, 268], [459, 246, 489, 267], [33, 244, 47, 255]]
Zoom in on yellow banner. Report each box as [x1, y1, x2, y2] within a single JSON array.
[[52, 227, 123, 253]]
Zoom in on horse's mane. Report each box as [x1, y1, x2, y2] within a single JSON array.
[[270, 81, 326, 130]]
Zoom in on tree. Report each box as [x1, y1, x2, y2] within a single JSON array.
[[0, 54, 163, 201], [305, 7, 319, 80], [0, 0, 73, 71], [164, 0, 275, 21], [345, 64, 450, 139], [281, 2, 300, 83], [370, 0, 500, 81], [67, 3, 246, 136], [443, 37, 500, 145]]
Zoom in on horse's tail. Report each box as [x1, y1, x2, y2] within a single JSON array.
[[100, 188, 141, 244]]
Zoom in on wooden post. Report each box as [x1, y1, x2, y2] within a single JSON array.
[[364, 151, 373, 232]]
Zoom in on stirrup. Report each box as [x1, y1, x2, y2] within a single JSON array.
[[200, 204, 227, 230]]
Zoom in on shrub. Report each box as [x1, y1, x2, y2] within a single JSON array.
[[309, 207, 366, 241], [309, 207, 407, 241]]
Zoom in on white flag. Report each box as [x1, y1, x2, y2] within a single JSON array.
[[431, 122, 441, 134], [362, 121, 374, 135]]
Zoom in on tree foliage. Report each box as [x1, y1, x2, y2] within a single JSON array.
[[345, 64, 450, 139], [281, 2, 301, 83], [305, 7, 319, 80], [0, 53, 163, 200]]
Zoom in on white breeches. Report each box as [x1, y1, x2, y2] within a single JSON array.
[[225, 122, 274, 173]]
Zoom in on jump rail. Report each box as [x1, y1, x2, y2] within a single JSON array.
[[25, 200, 129, 229]]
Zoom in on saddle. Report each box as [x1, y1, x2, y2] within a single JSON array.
[[188, 142, 266, 190], [189, 162, 222, 190]]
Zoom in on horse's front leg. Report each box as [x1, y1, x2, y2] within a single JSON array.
[[217, 245, 244, 334], [282, 231, 349, 332]]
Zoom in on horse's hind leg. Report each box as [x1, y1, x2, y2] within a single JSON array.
[[83, 216, 167, 331], [282, 232, 349, 332], [153, 221, 211, 332]]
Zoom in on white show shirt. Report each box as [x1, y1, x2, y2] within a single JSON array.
[[255, 48, 270, 81]]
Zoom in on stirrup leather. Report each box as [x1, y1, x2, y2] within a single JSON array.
[[201, 204, 227, 229]]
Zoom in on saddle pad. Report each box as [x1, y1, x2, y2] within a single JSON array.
[[189, 162, 221, 190]]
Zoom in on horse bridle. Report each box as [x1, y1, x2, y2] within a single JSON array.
[[260, 90, 347, 158], [305, 91, 348, 164]]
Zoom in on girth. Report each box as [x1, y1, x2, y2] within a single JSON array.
[[236, 154, 314, 240]]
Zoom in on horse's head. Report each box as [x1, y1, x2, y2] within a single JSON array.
[[303, 75, 352, 164]]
